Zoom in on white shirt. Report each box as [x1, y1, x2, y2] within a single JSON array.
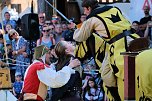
[[24, 60, 75, 88]]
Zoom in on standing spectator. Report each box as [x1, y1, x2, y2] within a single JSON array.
[[61, 21, 68, 32], [38, 12, 46, 32], [3, 12, 17, 29], [85, 78, 103, 101], [12, 72, 23, 99], [51, 14, 59, 25], [54, 24, 63, 43], [139, 6, 151, 33], [8, 29, 30, 76], [37, 26, 55, 48], [62, 23, 75, 41], [132, 21, 144, 37]]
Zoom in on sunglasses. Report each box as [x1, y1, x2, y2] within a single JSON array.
[[42, 30, 50, 32], [10, 33, 16, 37], [39, 16, 44, 19], [45, 23, 51, 25], [50, 28, 54, 30]]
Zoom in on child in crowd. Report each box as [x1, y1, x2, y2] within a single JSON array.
[[85, 78, 103, 101], [12, 72, 23, 99]]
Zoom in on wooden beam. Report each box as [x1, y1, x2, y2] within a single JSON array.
[[121, 52, 139, 100]]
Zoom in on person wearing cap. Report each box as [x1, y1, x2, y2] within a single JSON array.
[[21, 45, 81, 101], [8, 29, 30, 76], [13, 72, 23, 99]]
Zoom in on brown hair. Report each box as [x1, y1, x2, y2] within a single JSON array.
[[55, 41, 73, 71], [82, 0, 99, 10]]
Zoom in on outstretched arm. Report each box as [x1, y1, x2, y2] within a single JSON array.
[[37, 65, 75, 88], [37, 58, 81, 88]]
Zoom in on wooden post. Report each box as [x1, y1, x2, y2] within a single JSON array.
[[121, 52, 139, 100]]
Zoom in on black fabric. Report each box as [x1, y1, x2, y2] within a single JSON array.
[[86, 6, 113, 19], [108, 29, 134, 44], [140, 16, 151, 25], [51, 71, 82, 101], [62, 29, 74, 41], [21, 13, 40, 41], [106, 87, 121, 101]]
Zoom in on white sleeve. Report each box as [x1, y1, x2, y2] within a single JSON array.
[[37, 65, 75, 88], [93, 88, 103, 100], [85, 91, 91, 100]]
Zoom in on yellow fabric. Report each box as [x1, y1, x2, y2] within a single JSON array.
[[136, 49, 152, 100], [74, 7, 141, 101], [97, 7, 131, 40], [96, 7, 140, 100], [74, 33, 117, 100]]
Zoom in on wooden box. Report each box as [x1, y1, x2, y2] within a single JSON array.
[[0, 68, 12, 89]]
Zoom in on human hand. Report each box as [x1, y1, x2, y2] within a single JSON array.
[[68, 58, 81, 68], [147, 21, 152, 27], [12, 51, 17, 56], [70, 22, 76, 29], [22, 52, 28, 57], [90, 96, 93, 100]]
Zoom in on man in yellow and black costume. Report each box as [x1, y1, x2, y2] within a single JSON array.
[[73, 0, 139, 100]]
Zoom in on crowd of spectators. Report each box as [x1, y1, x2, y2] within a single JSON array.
[[0, 5, 152, 100]]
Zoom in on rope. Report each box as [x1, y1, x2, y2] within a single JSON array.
[[0, 58, 30, 65], [6, 63, 29, 67]]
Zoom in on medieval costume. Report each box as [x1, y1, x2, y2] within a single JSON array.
[[51, 41, 82, 101], [73, 1, 139, 100], [21, 45, 75, 101]]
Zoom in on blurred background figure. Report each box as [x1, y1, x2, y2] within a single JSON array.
[[38, 12, 46, 32], [4, 24, 12, 44], [12, 72, 23, 99], [37, 25, 55, 48], [77, 14, 87, 29], [139, 6, 151, 33], [8, 29, 30, 77], [132, 21, 144, 37], [3, 12, 17, 29], [84, 78, 103, 101], [144, 18, 152, 48]]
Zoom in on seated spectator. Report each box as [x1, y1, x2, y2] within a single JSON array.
[[132, 21, 144, 37], [144, 20, 152, 48], [12, 72, 23, 99], [8, 29, 30, 76], [85, 78, 103, 101]]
